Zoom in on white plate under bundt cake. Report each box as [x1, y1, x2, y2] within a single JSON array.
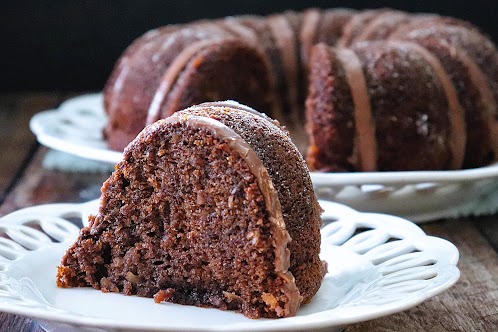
[[103, 8, 498, 172], [57, 102, 326, 319]]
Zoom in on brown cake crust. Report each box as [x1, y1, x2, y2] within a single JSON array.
[[393, 28, 497, 167], [354, 10, 411, 42], [307, 41, 460, 171], [338, 9, 389, 47], [306, 43, 357, 172], [103, 23, 233, 150], [226, 16, 283, 121], [267, 14, 301, 128], [146, 39, 273, 128], [403, 25, 498, 120], [57, 104, 325, 318], [316, 8, 356, 46], [355, 41, 458, 171]]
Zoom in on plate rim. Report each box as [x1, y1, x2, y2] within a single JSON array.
[[0, 200, 460, 332], [29, 93, 498, 186]]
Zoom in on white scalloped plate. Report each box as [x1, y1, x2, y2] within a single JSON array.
[[29, 93, 498, 222], [0, 200, 459, 332], [29, 94, 122, 164]]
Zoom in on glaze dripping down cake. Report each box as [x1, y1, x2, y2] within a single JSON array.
[[103, 8, 498, 171], [57, 102, 326, 319]]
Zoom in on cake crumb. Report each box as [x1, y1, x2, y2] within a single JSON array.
[[261, 293, 279, 310], [154, 288, 176, 303], [223, 291, 243, 303], [125, 271, 141, 285]]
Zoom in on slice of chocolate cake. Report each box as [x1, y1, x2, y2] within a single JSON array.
[[57, 102, 326, 319]]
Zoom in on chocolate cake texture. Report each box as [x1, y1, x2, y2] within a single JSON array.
[[57, 102, 326, 319]]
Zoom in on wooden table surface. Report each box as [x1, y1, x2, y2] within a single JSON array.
[[0, 93, 497, 331]]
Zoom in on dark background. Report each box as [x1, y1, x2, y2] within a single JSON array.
[[2, 1, 497, 92]]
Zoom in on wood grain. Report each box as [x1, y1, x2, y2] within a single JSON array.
[[0, 317, 42, 332], [0, 93, 59, 201], [472, 214, 498, 252], [347, 218, 498, 332], [0, 94, 109, 331], [0, 92, 109, 217], [0, 147, 110, 217]]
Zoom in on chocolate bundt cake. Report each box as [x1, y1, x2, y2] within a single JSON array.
[[57, 102, 326, 319], [103, 8, 498, 171]]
